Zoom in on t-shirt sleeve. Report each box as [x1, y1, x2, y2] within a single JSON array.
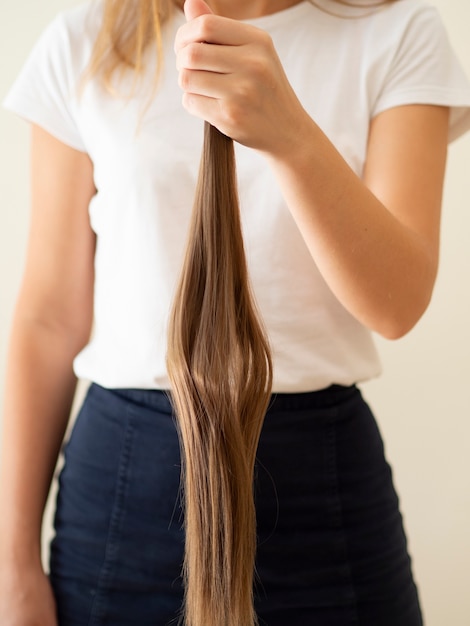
[[372, 3, 470, 142], [3, 13, 86, 152]]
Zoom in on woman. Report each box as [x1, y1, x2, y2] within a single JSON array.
[[1, 0, 470, 624]]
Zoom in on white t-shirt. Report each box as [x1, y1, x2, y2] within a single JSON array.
[[4, 0, 470, 392]]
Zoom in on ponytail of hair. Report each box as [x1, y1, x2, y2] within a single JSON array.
[[167, 122, 273, 626]]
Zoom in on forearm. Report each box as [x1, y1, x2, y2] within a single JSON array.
[[266, 117, 440, 339], [0, 317, 82, 565], [174, 16, 446, 339]]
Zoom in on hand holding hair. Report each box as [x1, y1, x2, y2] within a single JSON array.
[[178, 0, 447, 342], [176, 0, 312, 154]]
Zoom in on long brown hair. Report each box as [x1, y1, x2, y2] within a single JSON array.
[[167, 122, 272, 625], [86, 1, 397, 624]]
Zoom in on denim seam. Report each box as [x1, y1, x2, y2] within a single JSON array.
[[87, 406, 135, 625]]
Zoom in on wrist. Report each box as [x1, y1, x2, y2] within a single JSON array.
[[0, 528, 42, 569]]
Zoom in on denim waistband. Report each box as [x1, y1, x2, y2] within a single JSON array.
[[90, 383, 359, 415]]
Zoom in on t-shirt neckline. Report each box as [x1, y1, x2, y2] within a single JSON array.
[[174, 2, 313, 28]]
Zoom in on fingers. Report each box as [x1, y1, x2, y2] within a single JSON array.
[[175, 14, 264, 52], [176, 40, 237, 75], [181, 92, 221, 125], [179, 68, 229, 100], [174, 4, 291, 149], [177, 43, 273, 115], [181, 91, 247, 141]]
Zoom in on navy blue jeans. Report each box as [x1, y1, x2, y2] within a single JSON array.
[[49, 383, 423, 625]]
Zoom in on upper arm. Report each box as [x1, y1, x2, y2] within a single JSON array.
[[16, 125, 96, 343], [363, 104, 450, 275]]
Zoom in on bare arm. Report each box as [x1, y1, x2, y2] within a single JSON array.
[[265, 104, 449, 339], [0, 125, 96, 568], [176, 4, 449, 339]]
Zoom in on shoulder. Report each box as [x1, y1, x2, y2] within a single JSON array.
[[379, 0, 437, 16], [51, 1, 102, 34], [281, 1, 446, 53], [3, 1, 103, 152], [355, 0, 452, 78], [363, 0, 446, 39], [21, 1, 105, 93], [37, 1, 103, 65]]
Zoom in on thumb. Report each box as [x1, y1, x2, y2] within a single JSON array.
[[184, 0, 214, 21]]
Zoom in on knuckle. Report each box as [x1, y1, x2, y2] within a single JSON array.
[[185, 42, 203, 67], [247, 55, 267, 80], [196, 14, 216, 42], [182, 92, 193, 112], [259, 29, 274, 50], [234, 78, 254, 104], [178, 68, 191, 91], [222, 100, 244, 131]]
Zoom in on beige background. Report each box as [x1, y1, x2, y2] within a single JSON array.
[[0, 1, 469, 624]]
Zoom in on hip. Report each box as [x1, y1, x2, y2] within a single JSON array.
[[49, 382, 422, 626]]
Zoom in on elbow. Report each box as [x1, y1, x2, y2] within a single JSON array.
[[374, 287, 435, 341], [375, 248, 439, 340], [378, 320, 416, 341]]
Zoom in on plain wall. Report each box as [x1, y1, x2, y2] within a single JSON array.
[[0, 1, 469, 625]]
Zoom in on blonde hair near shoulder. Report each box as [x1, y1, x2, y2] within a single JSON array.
[[85, 0, 181, 92]]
